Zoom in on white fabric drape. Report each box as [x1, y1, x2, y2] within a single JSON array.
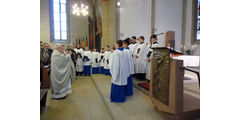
[[50, 50, 73, 98], [90, 51, 100, 67], [134, 43, 148, 73]]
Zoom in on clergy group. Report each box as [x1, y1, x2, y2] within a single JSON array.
[[40, 34, 160, 103]]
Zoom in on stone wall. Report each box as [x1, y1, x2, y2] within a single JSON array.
[[40, 0, 93, 48]]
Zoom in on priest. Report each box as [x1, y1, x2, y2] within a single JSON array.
[[146, 34, 161, 81], [50, 43, 74, 99]]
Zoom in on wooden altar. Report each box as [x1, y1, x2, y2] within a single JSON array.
[[150, 47, 200, 120]]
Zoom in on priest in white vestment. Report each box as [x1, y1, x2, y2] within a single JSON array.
[[50, 43, 73, 99], [98, 48, 105, 74], [133, 36, 148, 80], [103, 45, 111, 75], [90, 48, 100, 74], [109, 40, 129, 103], [123, 38, 134, 96], [146, 34, 161, 81]]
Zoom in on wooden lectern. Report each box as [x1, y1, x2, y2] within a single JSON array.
[[150, 47, 199, 120]]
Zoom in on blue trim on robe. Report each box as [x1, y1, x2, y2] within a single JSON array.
[[118, 47, 124, 51], [105, 69, 110, 75], [100, 66, 105, 74], [125, 47, 130, 50], [83, 58, 90, 61], [125, 75, 133, 96], [92, 67, 99, 74], [110, 83, 126, 103], [83, 65, 91, 76]]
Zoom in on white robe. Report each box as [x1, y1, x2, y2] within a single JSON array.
[[50, 50, 73, 98], [109, 49, 128, 86], [103, 50, 111, 69], [146, 43, 161, 80], [134, 43, 148, 74], [98, 52, 105, 67], [123, 48, 134, 75], [90, 51, 100, 67], [74, 48, 83, 55], [82, 50, 92, 66], [129, 43, 139, 74], [76, 58, 83, 72]]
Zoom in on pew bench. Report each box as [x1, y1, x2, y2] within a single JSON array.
[[40, 89, 48, 107]]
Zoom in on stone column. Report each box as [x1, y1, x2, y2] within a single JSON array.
[[101, 0, 117, 48]]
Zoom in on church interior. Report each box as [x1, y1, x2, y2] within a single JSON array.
[[40, 0, 200, 120]]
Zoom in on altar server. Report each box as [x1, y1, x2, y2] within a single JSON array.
[[82, 46, 92, 76], [90, 48, 100, 74], [146, 34, 161, 81], [74, 44, 84, 55], [129, 36, 139, 53], [98, 48, 105, 74], [129, 36, 139, 76], [123, 38, 134, 96], [134, 36, 148, 80], [109, 40, 128, 103], [76, 53, 83, 76], [104, 45, 111, 75], [50, 43, 73, 99]]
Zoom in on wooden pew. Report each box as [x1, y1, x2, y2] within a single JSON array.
[[40, 65, 50, 107], [40, 89, 48, 107], [40, 65, 51, 89]]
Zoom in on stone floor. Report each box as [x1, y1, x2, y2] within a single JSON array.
[[41, 71, 199, 120]]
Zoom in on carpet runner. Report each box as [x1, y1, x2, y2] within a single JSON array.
[[137, 82, 150, 91]]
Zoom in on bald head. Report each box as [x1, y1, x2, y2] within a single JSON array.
[[54, 43, 65, 53]]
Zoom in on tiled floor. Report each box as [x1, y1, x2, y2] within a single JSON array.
[[40, 71, 199, 120], [40, 76, 112, 120]]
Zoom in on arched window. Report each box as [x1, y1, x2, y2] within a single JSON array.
[[50, 0, 69, 42]]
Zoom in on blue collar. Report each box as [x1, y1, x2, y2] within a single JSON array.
[[118, 48, 124, 51], [107, 50, 110, 52], [101, 52, 104, 54], [125, 47, 130, 50]]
